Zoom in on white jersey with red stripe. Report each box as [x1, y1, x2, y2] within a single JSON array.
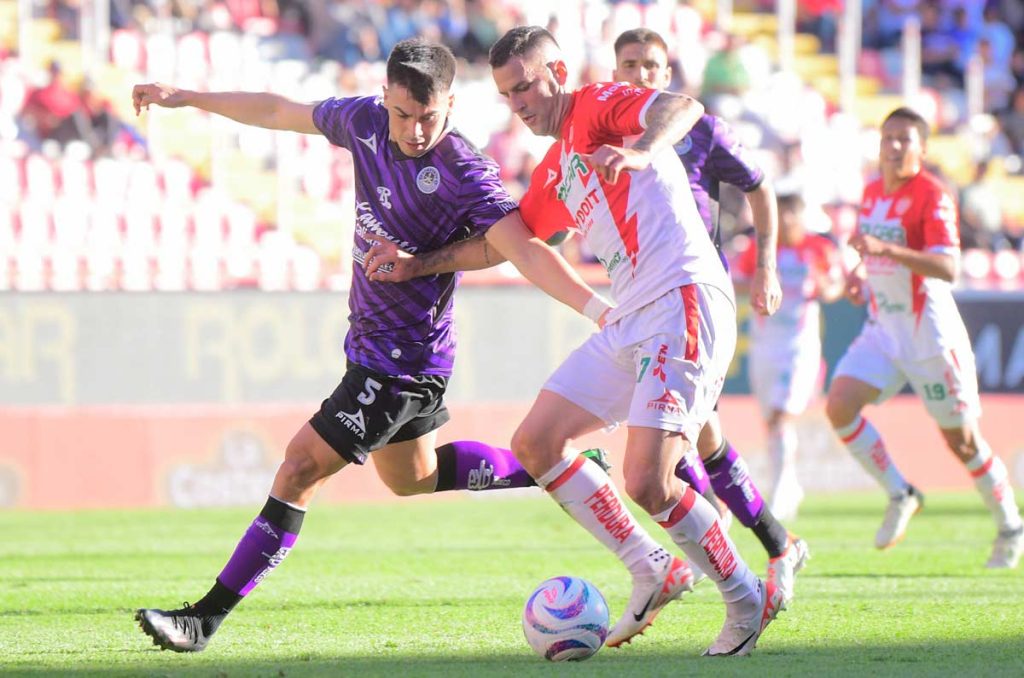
[[736, 233, 841, 356], [519, 83, 732, 324], [858, 170, 970, 361]]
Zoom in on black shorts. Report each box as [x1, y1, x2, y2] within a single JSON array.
[[309, 363, 450, 465]]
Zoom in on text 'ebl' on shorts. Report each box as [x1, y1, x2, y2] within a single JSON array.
[[310, 362, 450, 464]]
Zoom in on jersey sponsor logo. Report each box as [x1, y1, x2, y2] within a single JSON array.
[[572, 188, 602, 234], [357, 134, 378, 153], [335, 407, 367, 439], [699, 522, 738, 579], [416, 166, 441, 194], [556, 153, 591, 202], [873, 291, 907, 314], [376, 186, 392, 209], [354, 202, 417, 252], [596, 82, 640, 102], [598, 250, 625, 274], [652, 343, 670, 382], [584, 483, 635, 543]]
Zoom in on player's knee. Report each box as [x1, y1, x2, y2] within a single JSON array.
[[380, 476, 425, 497], [511, 424, 558, 475], [825, 390, 857, 429], [277, 446, 325, 490]]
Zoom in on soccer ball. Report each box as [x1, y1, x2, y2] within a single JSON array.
[[521, 576, 609, 661]]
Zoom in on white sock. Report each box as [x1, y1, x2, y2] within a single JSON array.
[[538, 455, 666, 576], [966, 439, 1023, 533], [650, 485, 759, 604], [768, 421, 799, 489], [835, 415, 909, 496]]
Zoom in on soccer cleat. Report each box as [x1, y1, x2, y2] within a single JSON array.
[[875, 485, 924, 550], [986, 525, 1024, 569], [135, 603, 225, 653], [581, 448, 612, 475], [703, 578, 783, 657], [766, 534, 810, 609], [606, 555, 694, 647]]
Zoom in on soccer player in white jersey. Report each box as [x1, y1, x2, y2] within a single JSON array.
[[826, 107, 1023, 567], [487, 26, 781, 655], [735, 192, 844, 520]]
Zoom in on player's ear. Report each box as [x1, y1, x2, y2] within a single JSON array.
[[551, 59, 569, 86], [381, 85, 389, 106], [662, 64, 673, 88]]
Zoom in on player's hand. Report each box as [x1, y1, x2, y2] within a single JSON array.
[[363, 233, 420, 282], [750, 267, 782, 316], [844, 272, 867, 305], [581, 146, 652, 184], [849, 232, 888, 258], [132, 83, 189, 116]]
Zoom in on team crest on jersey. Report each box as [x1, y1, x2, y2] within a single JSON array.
[[894, 197, 911, 215], [376, 186, 392, 209], [416, 166, 441, 194], [674, 135, 693, 155]]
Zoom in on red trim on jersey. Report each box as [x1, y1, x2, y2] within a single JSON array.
[[657, 485, 698, 528], [949, 348, 962, 373], [680, 285, 699, 362], [841, 416, 867, 443], [545, 455, 586, 492], [602, 170, 640, 271], [970, 457, 994, 479]]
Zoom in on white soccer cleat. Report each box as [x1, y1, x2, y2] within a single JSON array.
[[766, 534, 810, 610], [703, 578, 784, 657], [875, 485, 924, 550], [986, 526, 1024, 569], [606, 555, 694, 647]]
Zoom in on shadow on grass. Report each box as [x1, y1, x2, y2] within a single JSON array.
[[3, 638, 1023, 678]]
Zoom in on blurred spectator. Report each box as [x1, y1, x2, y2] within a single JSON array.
[[980, 38, 1017, 112], [798, 0, 840, 53], [1001, 87, 1024, 156], [701, 34, 750, 101], [20, 61, 82, 147], [920, 2, 965, 87], [959, 160, 1008, 250]]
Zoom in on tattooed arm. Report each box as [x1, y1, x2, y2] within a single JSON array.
[[583, 92, 704, 183], [365, 233, 507, 282]]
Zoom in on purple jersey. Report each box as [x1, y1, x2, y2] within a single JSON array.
[[313, 96, 517, 377], [673, 114, 764, 268]]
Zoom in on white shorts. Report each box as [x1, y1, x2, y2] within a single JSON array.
[[749, 344, 823, 417], [833, 321, 981, 428], [542, 283, 736, 443]]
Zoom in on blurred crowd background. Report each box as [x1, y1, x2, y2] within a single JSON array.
[[3, 0, 1024, 293]]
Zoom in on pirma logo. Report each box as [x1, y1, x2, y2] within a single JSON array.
[[336, 408, 367, 439]]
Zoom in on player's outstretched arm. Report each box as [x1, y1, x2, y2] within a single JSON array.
[[365, 233, 506, 282], [485, 212, 610, 325], [745, 181, 781, 316], [131, 83, 320, 134]]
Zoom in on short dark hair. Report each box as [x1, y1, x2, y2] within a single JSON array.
[[883, 107, 930, 142], [386, 38, 456, 105], [613, 28, 669, 58], [488, 26, 560, 69]]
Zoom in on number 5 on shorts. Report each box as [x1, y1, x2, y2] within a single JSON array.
[[358, 378, 383, 405]]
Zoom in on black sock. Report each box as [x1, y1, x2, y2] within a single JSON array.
[[434, 443, 457, 492], [751, 509, 789, 559]]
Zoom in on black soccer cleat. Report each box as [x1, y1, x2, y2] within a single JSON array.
[[135, 603, 225, 653]]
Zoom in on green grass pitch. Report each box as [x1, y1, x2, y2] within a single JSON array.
[[1, 492, 1023, 677]]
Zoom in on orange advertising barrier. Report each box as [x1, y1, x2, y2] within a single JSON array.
[[1, 395, 1022, 510]]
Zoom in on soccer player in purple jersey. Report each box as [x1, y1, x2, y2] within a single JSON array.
[[369, 29, 808, 610], [128, 38, 622, 653]]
